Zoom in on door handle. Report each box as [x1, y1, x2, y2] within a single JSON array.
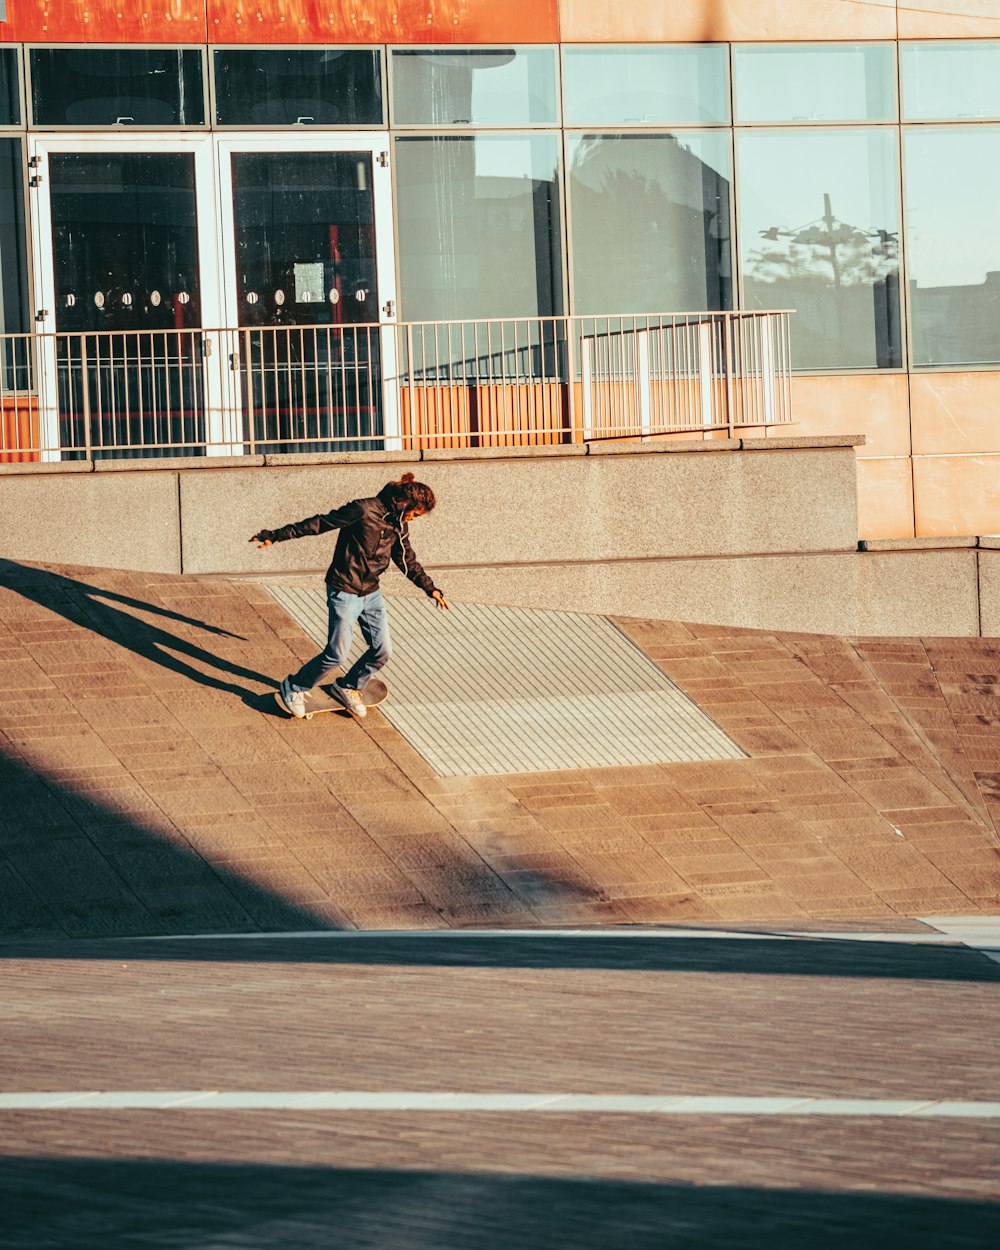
[[382, 300, 395, 319]]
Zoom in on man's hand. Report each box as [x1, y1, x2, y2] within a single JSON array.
[[249, 533, 273, 549], [432, 590, 451, 611]]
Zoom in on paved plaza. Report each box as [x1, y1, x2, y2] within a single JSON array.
[[2, 559, 1000, 1245]]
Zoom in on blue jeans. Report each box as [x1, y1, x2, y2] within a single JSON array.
[[288, 587, 391, 693]]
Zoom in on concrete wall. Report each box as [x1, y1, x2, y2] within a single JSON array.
[[3, 436, 996, 636]]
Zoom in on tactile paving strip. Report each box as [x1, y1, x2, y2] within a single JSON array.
[[269, 584, 745, 777]]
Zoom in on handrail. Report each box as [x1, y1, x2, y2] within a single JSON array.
[[0, 310, 794, 461]]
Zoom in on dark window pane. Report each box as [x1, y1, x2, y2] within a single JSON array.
[[0, 138, 29, 391], [30, 48, 204, 126], [214, 49, 383, 126], [230, 151, 378, 327], [391, 48, 558, 126], [905, 127, 1000, 366], [902, 42, 1000, 120], [49, 151, 202, 330], [563, 45, 728, 126], [568, 133, 731, 315], [734, 44, 895, 122], [737, 129, 901, 370], [394, 135, 563, 320], [0, 48, 20, 126]]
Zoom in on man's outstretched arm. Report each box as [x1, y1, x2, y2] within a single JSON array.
[[250, 500, 363, 548]]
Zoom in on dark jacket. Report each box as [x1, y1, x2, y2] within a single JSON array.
[[257, 487, 440, 599]]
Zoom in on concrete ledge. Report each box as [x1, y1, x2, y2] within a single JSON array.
[[422, 444, 587, 461], [860, 536, 978, 551], [0, 460, 93, 474], [978, 535, 1000, 550], [588, 438, 740, 455], [740, 435, 866, 450], [93, 455, 265, 472], [264, 450, 417, 467]]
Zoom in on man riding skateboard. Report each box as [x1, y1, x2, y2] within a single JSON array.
[[250, 472, 450, 719]]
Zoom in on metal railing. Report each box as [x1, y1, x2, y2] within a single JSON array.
[[0, 310, 792, 462]]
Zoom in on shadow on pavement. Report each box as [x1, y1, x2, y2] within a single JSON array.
[[0, 749, 338, 938], [0, 559, 276, 700], [3, 930, 998, 983], [3, 1157, 999, 1249]]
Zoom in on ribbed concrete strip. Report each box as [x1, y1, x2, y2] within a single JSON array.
[[269, 586, 745, 775], [3, 1093, 1000, 1116]]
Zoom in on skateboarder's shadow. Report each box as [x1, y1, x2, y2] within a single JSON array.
[[0, 560, 276, 701]]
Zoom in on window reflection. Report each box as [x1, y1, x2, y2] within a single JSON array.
[[738, 130, 901, 369], [902, 43, 1000, 120], [394, 135, 562, 320], [906, 128, 1000, 367], [562, 45, 728, 126], [733, 44, 895, 123], [567, 133, 731, 315], [391, 49, 558, 126]]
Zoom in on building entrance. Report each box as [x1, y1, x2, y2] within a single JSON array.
[[28, 134, 397, 458]]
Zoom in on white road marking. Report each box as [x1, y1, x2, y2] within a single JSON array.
[[2, 1092, 1000, 1116]]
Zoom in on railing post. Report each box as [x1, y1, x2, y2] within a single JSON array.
[[724, 314, 736, 440], [636, 328, 651, 440], [697, 320, 714, 430], [581, 334, 594, 441], [80, 334, 92, 460], [761, 314, 776, 426]]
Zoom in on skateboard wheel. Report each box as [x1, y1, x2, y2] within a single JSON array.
[[305, 713, 313, 721]]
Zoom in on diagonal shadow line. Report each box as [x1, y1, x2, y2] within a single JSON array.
[[0, 747, 341, 938], [2, 1159, 1000, 1250], [0, 559, 275, 699]]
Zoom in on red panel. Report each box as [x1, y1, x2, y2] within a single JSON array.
[[207, 0, 559, 45], [0, 1, 208, 43]]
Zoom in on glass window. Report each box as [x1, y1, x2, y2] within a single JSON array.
[[213, 49, 382, 126], [30, 48, 205, 126], [567, 133, 731, 315], [733, 44, 895, 123], [393, 135, 563, 320], [905, 127, 1000, 367], [390, 48, 558, 126], [0, 49, 20, 126], [737, 129, 901, 369], [562, 45, 728, 126], [901, 42, 1000, 120], [0, 138, 29, 340]]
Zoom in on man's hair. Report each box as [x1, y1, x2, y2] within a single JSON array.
[[384, 471, 436, 514]]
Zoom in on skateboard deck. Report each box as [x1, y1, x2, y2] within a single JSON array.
[[275, 679, 388, 721]]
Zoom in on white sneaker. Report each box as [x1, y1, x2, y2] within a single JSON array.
[[332, 680, 367, 718], [278, 677, 307, 719]]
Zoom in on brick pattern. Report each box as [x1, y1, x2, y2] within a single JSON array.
[[1, 562, 998, 936]]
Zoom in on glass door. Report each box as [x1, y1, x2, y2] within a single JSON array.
[[216, 136, 398, 454], [28, 137, 221, 459]]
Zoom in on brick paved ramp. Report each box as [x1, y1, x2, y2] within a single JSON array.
[[2, 931, 1000, 1248], [1, 558, 999, 936]]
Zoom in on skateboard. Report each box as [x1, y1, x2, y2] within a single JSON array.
[[275, 679, 388, 721]]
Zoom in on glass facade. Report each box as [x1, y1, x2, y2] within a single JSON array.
[[905, 128, 1000, 367], [738, 129, 901, 370], [562, 45, 728, 126], [567, 133, 731, 315], [0, 39, 999, 374], [394, 134, 562, 321], [390, 48, 558, 126], [213, 50, 383, 127], [29, 48, 205, 127], [733, 43, 895, 122]]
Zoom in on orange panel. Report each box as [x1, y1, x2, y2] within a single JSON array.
[[791, 375, 911, 458], [400, 383, 572, 448], [856, 457, 915, 540], [913, 454, 1000, 537], [898, 2, 1000, 39], [558, 0, 894, 42], [910, 371, 1000, 457], [0, 1, 208, 43], [208, 0, 559, 45], [0, 396, 40, 463]]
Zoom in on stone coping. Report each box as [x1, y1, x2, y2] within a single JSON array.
[[859, 537, 983, 552], [0, 433, 865, 476]]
